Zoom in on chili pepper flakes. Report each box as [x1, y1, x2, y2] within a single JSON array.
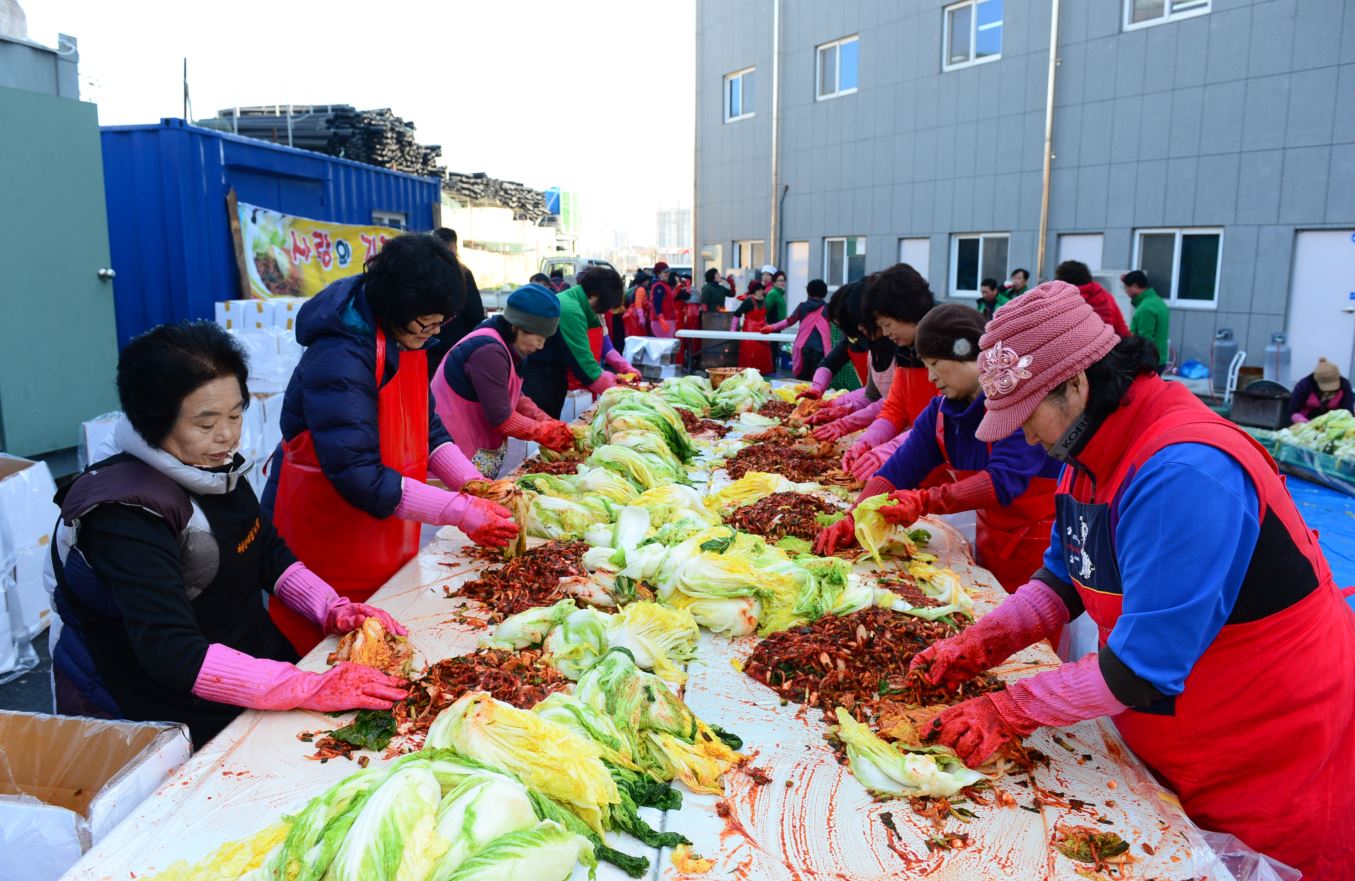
[[450, 540, 589, 621], [756, 399, 797, 421], [724, 440, 840, 482], [677, 407, 731, 438], [723, 491, 842, 541]]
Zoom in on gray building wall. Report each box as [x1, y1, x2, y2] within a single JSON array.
[[0, 33, 80, 99], [696, 0, 1355, 366]]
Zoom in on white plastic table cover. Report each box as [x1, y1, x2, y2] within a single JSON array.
[[59, 425, 1236, 881], [622, 336, 682, 366], [675, 329, 796, 344]]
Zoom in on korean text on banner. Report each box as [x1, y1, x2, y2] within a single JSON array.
[[235, 201, 396, 299]]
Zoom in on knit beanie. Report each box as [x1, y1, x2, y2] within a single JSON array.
[[503, 284, 561, 337], [914, 304, 985, 362], [974, 281, 1119, 442], [1314, 357, 1341, 391]]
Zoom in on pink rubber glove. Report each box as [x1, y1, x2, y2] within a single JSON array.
[[878, 473, 1000, 526], [910, 580, 1071, 689], [799, 366, 834, 400], [929, 654, 1127, 765], [394, 479, 519, 548], [849, 429, 910, 481], [763, 318, 789, 333], [429, 442, 483, 491], [274, 562, 408, 637], [814, 399, 885, 441], [842, 417, 898, 471], [603, 349, 637, 375], [588, 371, 619, 395], [192, 644, 408, 712], [1291, 413, 1310, 424], [808, 388, 868, 426]]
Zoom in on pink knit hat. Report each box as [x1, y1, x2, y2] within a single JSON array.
[[975, 281, 1119, 442]]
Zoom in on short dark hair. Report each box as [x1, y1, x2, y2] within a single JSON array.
[[667, 271, 680, 286], [362, 233, 465, 334], [578, 265, 624, 310], [1121, 270, 1149, 288], [1055, 260, 1093, 287], [981, 278, 999, 291], [826, 280, 865, 337], [774, 271, 786, 283], [432, 228, 457, 247], [549, 269, 564, 279], [806, 278, 828, 299], [117, 321, 251, 447], [862, 263, 935, 329], [748, 280, 764, 294], [1011, 268, 1029, 281], [704, 268, 719, 283], [1050, 336, 1160, 440], [529, 272, 551, 286]]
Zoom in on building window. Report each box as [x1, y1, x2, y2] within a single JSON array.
[[949, 233, 1009, 298], [733, 240, 766, 273], [824, 236, 867, 288], [943, 0, 1003, 71], [724, 67, 756, 122], [371, 210, 407, 230], [816, 35, 859, 100], [1123, 0, 1210, 31], [1133, 228, 1222, 308]]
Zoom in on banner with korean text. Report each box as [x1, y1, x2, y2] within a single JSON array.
[[235, 200, 396, 298]]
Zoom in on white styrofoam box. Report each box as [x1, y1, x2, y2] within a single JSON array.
[[0, 456, 59, 640], [269, 298, 306, 332], [214, 299, 269, 331], [78, 413, 122, 471], [559, 389, 595, 424], [230, 328, 299, 395], [622, 335, 680, 367]]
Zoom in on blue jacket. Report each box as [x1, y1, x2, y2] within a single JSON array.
[[261, 276, 453, 519]]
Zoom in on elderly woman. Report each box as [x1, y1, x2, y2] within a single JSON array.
[[432, 284, 575, 477], [915, 282, 1355, 880], [263, 234, 518, 654], [52, 323, 408, 747]]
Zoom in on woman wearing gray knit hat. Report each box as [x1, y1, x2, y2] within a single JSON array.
[[432, 284, 575, 477], [814, 304, 1061, 593], [910, 281, 1355, 881]]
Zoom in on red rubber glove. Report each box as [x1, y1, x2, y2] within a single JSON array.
[[877, 490, 926, 527], [881, 474, 1001, 526], [456, 496, 520, 548], [759, 325, 774, 335], [326, 600, 408, 637], [533, 420, 575, 453], [927, 695, 1029, 766], [808, 405, 844, 426], [909, 580, 1071, 689], [797, 387, 823, 401], [813, 514, 857, 556]]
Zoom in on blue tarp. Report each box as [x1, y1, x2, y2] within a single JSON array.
[[1289, 477, 1355, 608]]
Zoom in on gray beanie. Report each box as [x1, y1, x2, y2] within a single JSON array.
[[502, 283, 561, 337]]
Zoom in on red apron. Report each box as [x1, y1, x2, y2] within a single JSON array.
[[269, 329, 429, 655], [934, 410, 1057, 594], [847, 348, 869, 385], [1056, 390, 1355, 880], [566, 325, 607, 392], [737, 306, 773, 374]]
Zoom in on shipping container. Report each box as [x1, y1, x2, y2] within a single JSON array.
[[100, 118, 441, 345]]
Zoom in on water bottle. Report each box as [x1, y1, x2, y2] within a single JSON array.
[[1209, 329, 1238, 395], [1263, 332, 1292, 387]]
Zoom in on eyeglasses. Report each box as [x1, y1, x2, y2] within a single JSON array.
[[410, 316, 447, 333]]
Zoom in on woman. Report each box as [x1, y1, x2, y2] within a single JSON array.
[[761, 278, 831, 380], [672, 284, 701, 368], [763, 271, 788, 368], [433, 285, 575, 477], [53, 323, 409, 747], [1285, 356, 1352, 423], [814, 305, 1060, 593], [734, 281, 773, 374], [521, 265, 635, 418], [797, 281, 877, 401], [700, 268, 729, 312], [830, 264, 937, 480], [622, 271, 651, 339], [915, 282, 1355, 880], [265, 235, 518, 654], [648, 262, 676, 338], [1054, 260, 1129, 338]]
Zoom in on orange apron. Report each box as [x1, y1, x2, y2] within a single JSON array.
[[269, 329, 429, 655]]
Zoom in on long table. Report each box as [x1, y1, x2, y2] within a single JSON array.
[[60, 421, 1231, 881]]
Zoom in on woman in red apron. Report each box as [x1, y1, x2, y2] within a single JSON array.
[[814, 305, 1059, 595], [916, 283, 1355, 881], [431, 285, 574, 477], [734, 282, 773, 374], [263, 236, 519, 654]]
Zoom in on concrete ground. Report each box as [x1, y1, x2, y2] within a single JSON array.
[[0, 634, 53, 714]]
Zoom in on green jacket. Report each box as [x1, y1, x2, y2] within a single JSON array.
[[764, 286, 787, 324], [976, 291, 1010, 321], [1130, 287, 1170, 366], [557, 284, 604, 383]]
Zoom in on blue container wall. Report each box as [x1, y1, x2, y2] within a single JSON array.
[[100, 119, 440, 345]]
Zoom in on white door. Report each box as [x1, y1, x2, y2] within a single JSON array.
[[899, 237, 931, 283], [1287, 230, 1355, 380], [1057, 233, 1104, 270], [785, 241, 809, 313]]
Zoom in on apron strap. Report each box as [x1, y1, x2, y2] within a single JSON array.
[[374, 327, 388, 385]]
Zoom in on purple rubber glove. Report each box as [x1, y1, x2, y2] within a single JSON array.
[[429, 442, 483, 492], [588, 371, 619, 395], [274, 562, 407, 637], [910, 580, 1071, 689], [603, 349, 637, 375], [394, 479, 518, 547], [192, 644, 408, 712], [841, 416, 898, 471], [929, 654, 1127, 765], [848, 429, 908, 481]]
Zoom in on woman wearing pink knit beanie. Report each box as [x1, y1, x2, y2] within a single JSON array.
[[911, 282, 1355, 881]]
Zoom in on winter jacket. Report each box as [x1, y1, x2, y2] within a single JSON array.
[[1129, 287, 1171, 366], [763, 286, 787, 324], [976, 292, 1011, 322], [525, 285, 606, 385], [1285, 374, 1353, 424], [700, 281, 729, 311], [262, 276, 453, 520], [1077, 282, 1130, 338]]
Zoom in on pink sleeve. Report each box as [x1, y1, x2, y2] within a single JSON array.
[[429, 442, 483, 491], [274, 562, 340, 628]]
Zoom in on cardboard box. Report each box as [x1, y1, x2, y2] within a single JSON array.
[[0, 455, 59, 640], [0, 711, 191, 881]]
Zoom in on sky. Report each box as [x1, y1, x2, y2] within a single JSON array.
[[22, 0, 695, 249]]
